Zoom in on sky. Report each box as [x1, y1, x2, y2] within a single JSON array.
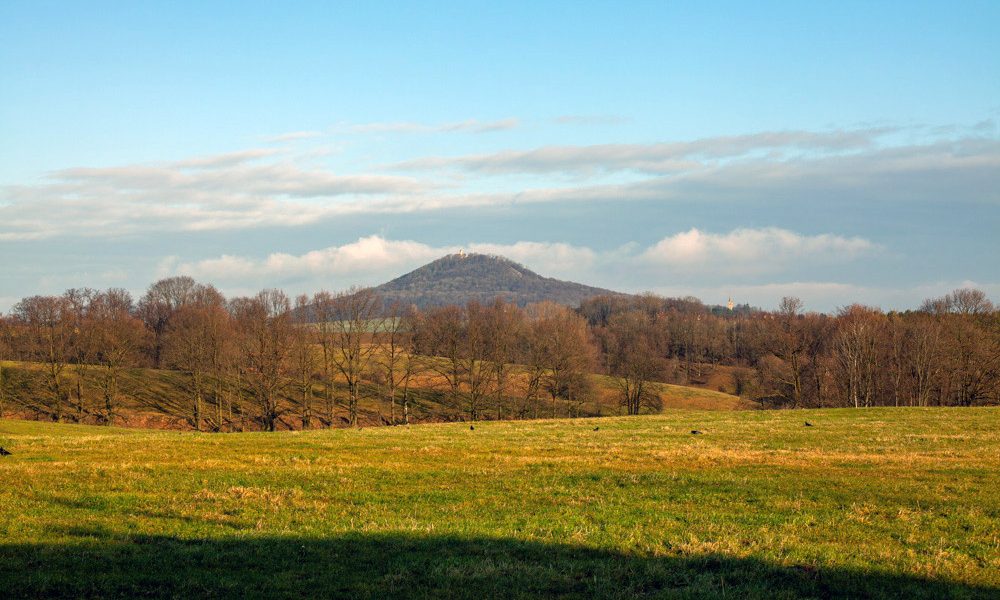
[[1, 1, 998, 313]]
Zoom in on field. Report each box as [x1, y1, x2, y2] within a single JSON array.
[[2, 408, 999, 598]]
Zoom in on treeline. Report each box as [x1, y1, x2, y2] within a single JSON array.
[[0, 277, 997, 431], [0, 277, 602, 430], [579, 290, 1000, 409]]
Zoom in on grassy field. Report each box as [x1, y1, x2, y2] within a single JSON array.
[[1, 408, 998, 598]]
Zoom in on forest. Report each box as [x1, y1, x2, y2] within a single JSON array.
[[1, 276, 997, 432]]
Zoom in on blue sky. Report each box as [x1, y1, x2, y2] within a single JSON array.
[[2, 1, 998, 311]]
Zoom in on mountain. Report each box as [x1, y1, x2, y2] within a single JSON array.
[[372, 253, 621, 309]]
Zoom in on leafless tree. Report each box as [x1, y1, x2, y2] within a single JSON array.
[[328, 288, 381, 426], [12, 295, 76, 420], [85, 289, 147, 425], [834, 305, 885, 408], [526, 302, 596, 418], [908, 313, 942, 407], [289, 295, 319, 429], [230, 290, 293, 431], [413, 304, 465, 411], [483, 299, 523, 420], [460, 302, 495, 421], [376, 301, 414, 425], [163, 296, 230, 431], [137, 276, 202, 367], [311, 291, 339, 425], [601, 310, 664, 415], [802, 314, 834, 408], [0, 314, 14, 418], [772, 297, 807, 408], [520, 315, 550, 419]]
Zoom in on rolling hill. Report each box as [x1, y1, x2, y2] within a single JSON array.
[[372, 252, 621, 308]]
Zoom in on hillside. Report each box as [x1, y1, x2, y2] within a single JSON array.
[[372, 253, 621, 308], [2, 408, 998, 598], [0, 360, 747, 431]]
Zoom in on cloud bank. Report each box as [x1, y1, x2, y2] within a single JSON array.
[[2, 125, 996, 242], [161, 228, 876, 290], [640, 227, 876, 272]]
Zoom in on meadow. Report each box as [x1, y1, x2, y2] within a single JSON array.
[[1, 407, 998, 598]]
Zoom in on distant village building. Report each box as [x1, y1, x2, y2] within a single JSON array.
[[727, 297, 735, 311]]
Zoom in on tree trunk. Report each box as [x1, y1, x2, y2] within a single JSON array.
[[348, 380, 358, 426], [193, 370, 202, 432]]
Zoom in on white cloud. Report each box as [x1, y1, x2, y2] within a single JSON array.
[[165, 235, 599, 287], [154, 231, 1000, 313], [345, 118, 520, 135], [553, 115, 629, 126], [160, 228, 876, 296], [391, 128, 898, 174], [466, 241, 599, 279], [0, 151, 435, 240], [2, 127, 997, 242], [169, 235, 445, 284], [640, 227, 876, 271], [261, 131, 323, 143], [173, 148, 281, 169]]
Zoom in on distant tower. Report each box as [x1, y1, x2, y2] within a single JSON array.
[[727, 297, 735, 311], [458, 248, 466, 258]]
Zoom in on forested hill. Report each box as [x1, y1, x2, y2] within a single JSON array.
[[372, 253, 621, 308]]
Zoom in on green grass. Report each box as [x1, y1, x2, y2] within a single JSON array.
[[1, 408, 998, 598]]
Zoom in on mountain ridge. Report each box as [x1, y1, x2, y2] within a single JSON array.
[[371, 252, 622, 308]]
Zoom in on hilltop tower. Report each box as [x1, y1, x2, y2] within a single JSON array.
[[727, 297, 735, 311]]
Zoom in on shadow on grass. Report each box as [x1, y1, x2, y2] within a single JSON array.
[[1, 531, 995, 599]]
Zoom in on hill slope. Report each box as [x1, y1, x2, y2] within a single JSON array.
[[2, 408, 998, 598], [372, 253, 620, 308], [0, 360, 746, 431]]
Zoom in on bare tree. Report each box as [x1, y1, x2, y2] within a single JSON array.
[[312, 291, 339, 425], [460, 302, 495, 421], [484, 298, 523, 420], [0, 314, 13, 418], [398, 349, 422, 425], [79, 288, 146, 425], [601, 310, 664, 415], [520, 315, 550, 419], [329, 288, 380, 426], [163, 298, 230, 431], [289, 295, 319, 429], [772, 297, 807, 408], [948, 288, 994, 316], [908, 313, 942, 407], [376, 301, 414, 425], [85, 289, 147, 425], [526, 303, 595, 418], [230, 290, 293, 431], [12, 295, 76, 421], [803, 314, 834, 408], [413, 304, 465, 412], [137, 276, 201, 367], [939, 314, 999, 406], [63, 288, 97, 420], [834, 305, 885, 408]]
